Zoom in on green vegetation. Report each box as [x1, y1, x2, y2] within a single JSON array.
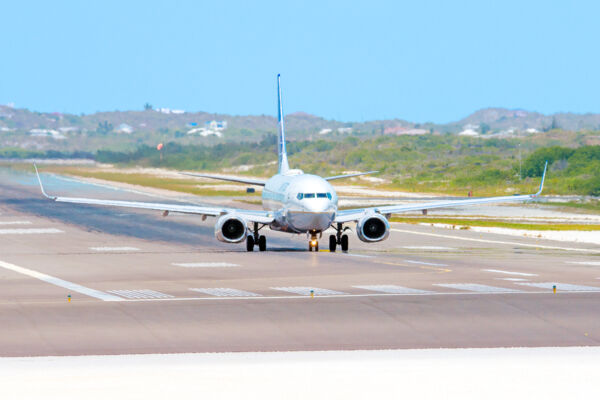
[[390, 217, 600, 231]]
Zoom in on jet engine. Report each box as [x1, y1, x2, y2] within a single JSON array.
[[356, 213, 390, 243], [215, 214, 248, 243]]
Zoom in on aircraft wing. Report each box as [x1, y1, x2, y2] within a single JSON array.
[[180, 172, 267, 186], [335, 162, 547, 223], [34, 166, 274, 224]]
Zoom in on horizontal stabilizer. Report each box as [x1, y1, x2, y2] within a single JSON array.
[[181, 172, 267, 186], [324, 171, 378, 181]]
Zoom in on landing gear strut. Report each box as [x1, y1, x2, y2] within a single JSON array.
[[329, 223, 349, 252], [246, 222, 267, 252], [308, 233, 319, 252]]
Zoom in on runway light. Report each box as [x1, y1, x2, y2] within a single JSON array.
[[67, 294, 71, 302], [553, 285, 557, 294]]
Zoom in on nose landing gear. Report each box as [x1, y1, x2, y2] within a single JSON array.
[[308, 234, 319, 252]]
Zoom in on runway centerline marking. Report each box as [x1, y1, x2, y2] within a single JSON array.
[[434, 283, 520, 293], [0, 260, 123, 301], [516, 282, 600, 292], [190, 288, 261, 297], [404, 259, 448, 267], [483, 269, 538, 277], [90, 247, 140, 252], [0, 228, 63, 235], [496, 278, 528, 282], [401, 246, 456, 250], [172, 262, 240, 268], [566, 261, 600, 266], [378, 261, 452, 273], [391, 228, 599, 253]]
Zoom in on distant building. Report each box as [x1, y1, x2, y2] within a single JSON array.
[[205, 120, 227, 130], [156, 108, 185, 114], [319, 128, 332, 135], [187, 127, 222, 137], [385, 126, 427, 135], [29, 128, 66, 140], [116, 123, 134, 134], [337, 127, 353, 134], [58, 126, 78, 133]]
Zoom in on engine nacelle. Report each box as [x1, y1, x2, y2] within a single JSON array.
[[356, 213, 390, 243], [215, 214, 248, 243]]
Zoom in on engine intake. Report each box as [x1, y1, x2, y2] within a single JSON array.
[[215, 214, 248, 243], [356, 214, 390, 243]]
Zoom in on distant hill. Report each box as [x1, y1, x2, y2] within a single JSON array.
[[0, 104, 599, 152]]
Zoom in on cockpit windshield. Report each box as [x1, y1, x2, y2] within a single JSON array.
[[297, 193, 332, 200]]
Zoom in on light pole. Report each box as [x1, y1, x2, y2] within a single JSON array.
[[518, 143, 522, 180]]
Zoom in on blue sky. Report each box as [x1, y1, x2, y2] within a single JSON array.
[[0, 0, 598, 122]]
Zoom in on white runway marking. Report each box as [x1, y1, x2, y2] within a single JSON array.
[[404, 259, 448, 267], [353, 285, 432, 294], [516, 282, 600, 292], [566, 261, 600, 266], [434, 283, 520, 293], [0, 260, 123, 301], [401, 246, 455, 250], [190, 288, 261, 297], [391, 228, 599, 253], [338, 253, 374, 258], [0, 220, 32, 225], [90, 246, 140, 252], [0, 228, 63, 235], [496, 278, 528, 282], [172, 262, 240, 268], [483, 269, 538, 277], [271, 286, 347, 296], [108, 289, 174, 299]]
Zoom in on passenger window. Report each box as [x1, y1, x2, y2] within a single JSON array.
[[304, 193, 315, 198], [297, 193, 303, 200], [317, 193, 327, 198]]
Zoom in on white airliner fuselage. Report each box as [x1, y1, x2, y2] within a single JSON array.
[[262, 171, 337, 233]]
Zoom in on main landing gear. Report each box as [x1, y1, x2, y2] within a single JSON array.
[[246, 222, 266, 252], [329, 223, 349, 252]]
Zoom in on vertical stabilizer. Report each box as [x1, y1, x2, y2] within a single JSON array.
[[277, 74, 290, 173]]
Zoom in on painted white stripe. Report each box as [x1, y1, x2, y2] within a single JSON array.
[[172, 262, 240, 268], [496, 278, 528, 282], [517, 282, 600, 292], [90, 246, 140, 252], [339, 253, 374, 258], [391, 228, 599, 253], [434, 283, 520, 293], [0, 260, 122, 301], [0, 220, 32, 225], [108, 289, 174, 299], [566, 261, 600, 266], [190, 288, 261, 297], [483, 269, 538, 277], [271, 286, 347, 296], [0, 228, 63, 235], [353, 285, 432, 294], [401, 246, 455, 250], [404, 259, 448, 267]]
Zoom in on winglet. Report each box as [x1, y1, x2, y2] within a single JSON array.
[[534, 161, 548, 197], [33, 163, 55, 200]]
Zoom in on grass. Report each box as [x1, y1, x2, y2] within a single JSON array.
[[390, 216, 600, 231], [542, 201, 600, 212]]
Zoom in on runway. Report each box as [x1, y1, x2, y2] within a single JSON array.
[[1, 167, 600, 356]]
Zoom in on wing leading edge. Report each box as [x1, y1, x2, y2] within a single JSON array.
[[34, 165, 274, 224], [335, 162, 548, 223]]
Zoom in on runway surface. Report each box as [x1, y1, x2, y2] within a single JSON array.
[[1, 167, 600, 356]]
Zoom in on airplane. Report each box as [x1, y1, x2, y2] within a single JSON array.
[[34, 74, 548, 253]]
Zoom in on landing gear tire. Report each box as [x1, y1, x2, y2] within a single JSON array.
[[258, 235, 266, 251], [246, 235, 254, 252], [341, 234, 349, 252], [329, 235, 337, 252]]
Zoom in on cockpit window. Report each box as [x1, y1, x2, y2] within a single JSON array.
[[304, 193, 315, 198], [316, 193, 327, 198], [298, 192, 332, 200], [296, 193, 303, 200], [326, 192, 332, 200]]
